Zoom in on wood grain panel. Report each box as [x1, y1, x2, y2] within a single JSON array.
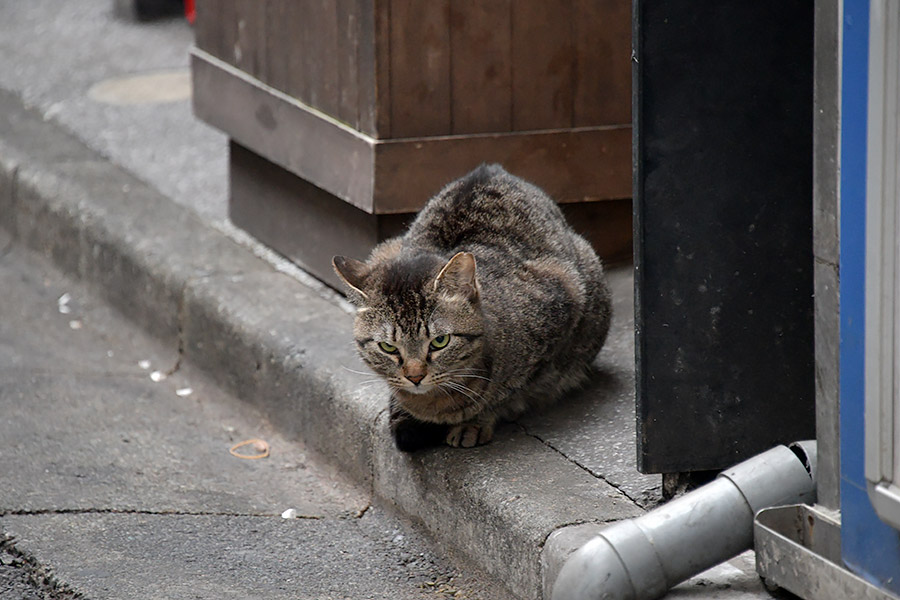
[[337, 0, 361, 128], [573, 0, 631, 126], [374, 126, 632, 213], [511, 0, 575, 130], [193, 49, 376, 212], [389, 0, 452, 137], [370, 0, 391, 137], [193, 0, 221, 56], [231, 142, 630, 292], [194, 47, 631, 216], [305, 0, 340, 116], [232, 0, 267, 79], [560, 199, 633, 265], [264, 0, 290, 92], [448, 0, 512, 134], [218, 0, 237, 67], [285, 1, 310, 104]]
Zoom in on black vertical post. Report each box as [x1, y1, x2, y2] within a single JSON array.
[[633, 0, 816, 474]]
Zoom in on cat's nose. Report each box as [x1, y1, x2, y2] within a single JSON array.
[[405, 374, 425, 385]]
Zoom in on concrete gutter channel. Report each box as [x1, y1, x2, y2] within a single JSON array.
[[0, 89, 643, 599]]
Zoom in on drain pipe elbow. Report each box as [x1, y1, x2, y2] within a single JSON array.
[[551, 441, 817, 600]]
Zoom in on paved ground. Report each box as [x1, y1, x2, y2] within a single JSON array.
[[0, 228, 512, 600], [0, 2, 778, 599]]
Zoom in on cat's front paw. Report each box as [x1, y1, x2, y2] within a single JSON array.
[[446, 422, 494, 448], [391, 414, 446, 452]]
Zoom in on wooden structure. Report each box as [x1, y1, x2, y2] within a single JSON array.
[[192, 1, 632, 287]]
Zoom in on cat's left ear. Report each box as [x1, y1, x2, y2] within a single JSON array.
[[332, 256, 370, 304], [434, 252, 479, 301]]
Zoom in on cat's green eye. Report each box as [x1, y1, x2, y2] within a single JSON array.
[[378, 341, 399, 354], [430, 334, 451, 350]]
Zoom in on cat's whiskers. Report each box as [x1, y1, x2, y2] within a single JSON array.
[[434, 383, 456, 403], [437, 383, 478, 414], [449, 373, 493, 383], [442, 368, 492, 380], [354, 379, 385, 389], [341, 365, 374, 376], [441, 380, 489, 409]]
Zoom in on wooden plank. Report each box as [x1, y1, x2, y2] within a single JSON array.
[[370, 0, 391, 137], [304, 0, 340, 116], [285, 1, 310, 104], [264, 0, 290, 92], [353, 0, 378, 136], [232, 0, 267, 79], [573, 0, 631, 126], [337, 0, 361, 128], [511, 0, 575, 130], [192, 49, 376, 212], [388, 0, 452, 137], [373, 126, 632, 213], [448, 0, 512, 134], [218, 0, 237, 67], [560, 199, 633, 265], [229, 142, 410, 290], [193, 48, 631, 216], [193, 0, 221, 56], [231, 141, 629, 292]]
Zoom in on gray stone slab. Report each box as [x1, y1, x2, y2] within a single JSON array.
[[519, 266, 662, 508], [374, 420, 642, 600], [181, 271, 382, 486], [0, 0, 228, 225], [669, 551, 771, 599], [0, 89, 99, 169], [7, 152, 268, 347], [1, 510, 514, 600]]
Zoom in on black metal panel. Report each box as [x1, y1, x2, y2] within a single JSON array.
[[634, 0, 815, 473]]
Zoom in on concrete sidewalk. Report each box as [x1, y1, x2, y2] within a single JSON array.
[[0, 2, 773, 598]]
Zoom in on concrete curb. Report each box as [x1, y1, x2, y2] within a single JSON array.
[[0, 88, 640, 600]]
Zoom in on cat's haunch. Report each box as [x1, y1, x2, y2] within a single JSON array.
[[334, 164, 611, 450]]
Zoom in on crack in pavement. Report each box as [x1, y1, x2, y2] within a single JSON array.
[[0, 508, 324, 519], [514, 422, 650, 509], [0, 537, 79, 600]]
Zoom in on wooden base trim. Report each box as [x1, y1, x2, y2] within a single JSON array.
[[193, 48, 632, 215]]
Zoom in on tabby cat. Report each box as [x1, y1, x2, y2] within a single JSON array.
[[333, 164, 611, 450]]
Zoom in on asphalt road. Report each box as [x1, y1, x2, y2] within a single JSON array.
[[0, 228, 511, 599]]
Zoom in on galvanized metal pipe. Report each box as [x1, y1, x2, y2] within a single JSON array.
[[551, 441, 817, 600]]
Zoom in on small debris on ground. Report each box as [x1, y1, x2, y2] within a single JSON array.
[[175, 387, 193, 397], [57, 292, 72, 314], [229, 438, 270, 460]]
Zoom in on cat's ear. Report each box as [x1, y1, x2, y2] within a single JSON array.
[[332, 256, 370, 304], [434, 252, 479, 301]]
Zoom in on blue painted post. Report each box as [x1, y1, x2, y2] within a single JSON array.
[[839, 0, 900, 592]]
